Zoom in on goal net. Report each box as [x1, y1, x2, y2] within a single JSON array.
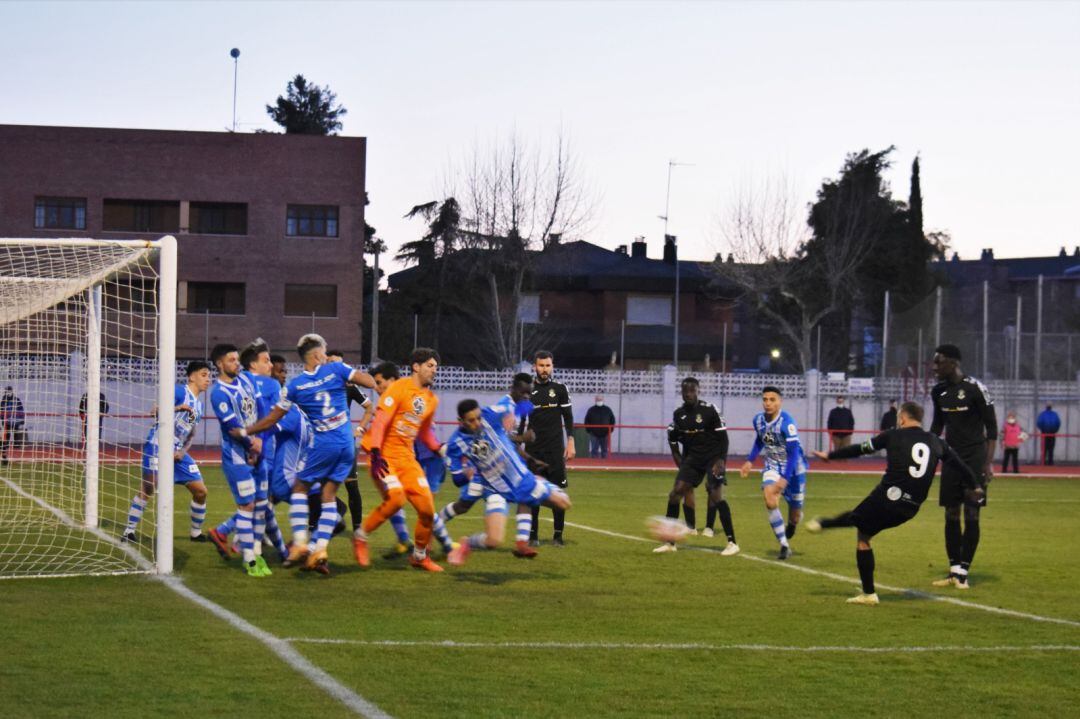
[[0, 237, 177, 578]]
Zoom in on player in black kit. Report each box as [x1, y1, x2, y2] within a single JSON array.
[[653, 377, 739, 555], [928, 344, 996, 590], [521, 351, 575, 546], [807, 401, 981, 605]]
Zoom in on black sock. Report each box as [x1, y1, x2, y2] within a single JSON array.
[[307, 494, 321, 533], [821, 511, 856, 529], [786, 522, 797, 540], [961, 520, 980, 567], [682, 505, 696, 530], [666, 501, 679, 520], [343, 480, 364, 531], [553, 508, 565, 535], [706, 503, 717, 530], [856, 548, 875, 594], [529, 505, 540, 540], [717, 500, 736, 543], [945, 516, 963, 567]]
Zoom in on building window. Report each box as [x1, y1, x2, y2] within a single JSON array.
[[286, 205, 338, 237], [626, 295, 672, 325], [106, 278, 158, 314], [285, 284, 337, 317], [187, 282, 245, 315], [190, 202, 247, 235], [103, 199, 180, 233], [35, 197, 86, 230], [518, 293, 540, 323]]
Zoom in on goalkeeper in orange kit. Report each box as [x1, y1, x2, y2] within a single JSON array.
[[355, 347, 445, 572]]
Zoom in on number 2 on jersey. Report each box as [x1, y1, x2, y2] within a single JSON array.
[[909, 442, 930, 478], [315, 390, 333, 417]]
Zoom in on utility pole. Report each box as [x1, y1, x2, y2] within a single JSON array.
[[658, 159, 693, 369], [229, 48, 240, 132]]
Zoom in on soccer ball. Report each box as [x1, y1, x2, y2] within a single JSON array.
[[645, 515, 691, 543], [1019, 431, 1029, 442]]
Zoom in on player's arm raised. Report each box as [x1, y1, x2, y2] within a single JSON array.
[[813, 432, 887, 462], [348, 368, 376, 390]]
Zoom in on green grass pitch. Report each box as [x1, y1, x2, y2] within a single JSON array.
[[3, 468, 1079, 718]]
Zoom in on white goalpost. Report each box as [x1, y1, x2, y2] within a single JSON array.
[[0, 236, 177, 578]]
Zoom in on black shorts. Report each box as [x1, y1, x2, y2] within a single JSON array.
[[532, 448, 567, 488], [676, 456, 726, 489], [939, 445, 987, 507], [852, 490, 917, 537]]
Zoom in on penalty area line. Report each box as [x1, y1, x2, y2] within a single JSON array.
[[0, 474, 391, 719], [284, 637, 1080, 654], [558, 519, 1080, 629]]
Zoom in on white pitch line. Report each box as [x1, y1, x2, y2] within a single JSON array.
[[559, 519, 1080, 629], [0, 474, 391, 719], [285, 637, 1080, 654]]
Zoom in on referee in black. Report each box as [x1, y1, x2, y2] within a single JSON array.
[[654, 377, 738, 555], [521, 350, 575, 546], [327, 349, 375, 539], [807, 400, 981, 605], [928, 344, 997, 590]]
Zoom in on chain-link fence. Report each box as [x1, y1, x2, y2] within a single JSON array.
[[886, 280, 1079, 383]]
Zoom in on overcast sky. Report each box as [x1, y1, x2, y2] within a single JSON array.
[[2, 1, 1077, 279]]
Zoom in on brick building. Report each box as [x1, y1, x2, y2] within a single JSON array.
[[0, 124, 367, 358], [389, 236, 742, 370]]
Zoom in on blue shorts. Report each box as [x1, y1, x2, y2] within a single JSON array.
[[505, 474, 556, 507], [423, 456, 447, 494], [783, 473, 807, 509], [462, 473, 555, 508], [298, 442, 354, 485], [269, 473, 292, 505], [141, 442, 202, 485], [457, 481, 509, 514], [223, 461, 267, 505], [759, 470, 806, 509]]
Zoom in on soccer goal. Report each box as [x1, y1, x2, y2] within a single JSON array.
[[0, 237, 177, 578]]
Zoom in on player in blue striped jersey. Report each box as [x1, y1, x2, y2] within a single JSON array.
[[207, 343, 269, 578], [441, 375, 572, 566], [207, 339, 288, 564], [740, 386, 808, 560], [237, 333, 375, 573], [122, 360, 212, 544]]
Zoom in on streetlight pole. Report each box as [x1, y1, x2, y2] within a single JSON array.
[[229, 48, 240, 132], [659, 159, 692, 369]]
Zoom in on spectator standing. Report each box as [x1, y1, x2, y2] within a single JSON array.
[[1001, 412, 1025, 474], [880, 400, 898, 431], [78, 391, 110, 445], [1036, 404, 1061, 466], [827, 396, 855, 449], [583, 395, 616, 459], [1, 386, 26, 465]]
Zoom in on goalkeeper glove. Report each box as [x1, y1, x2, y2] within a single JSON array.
[[369, 448, 389, 482]]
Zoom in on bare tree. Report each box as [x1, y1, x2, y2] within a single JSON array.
[[442, 128, 596, 367], [714, 173, 883, 372]]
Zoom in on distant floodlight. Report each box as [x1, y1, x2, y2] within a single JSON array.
[[770, 348, 781, 359]]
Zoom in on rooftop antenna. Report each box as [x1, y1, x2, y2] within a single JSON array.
[[230, 48, 241, 132]]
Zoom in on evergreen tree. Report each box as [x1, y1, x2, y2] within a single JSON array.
[[266, 75, 347, 135], [909, 155, 923, 239]]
